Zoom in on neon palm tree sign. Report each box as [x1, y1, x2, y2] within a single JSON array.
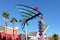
[[17, 4, 43, 29], [16, 4, 44, 40]]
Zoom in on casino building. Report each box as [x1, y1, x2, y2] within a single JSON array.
[[0, 26, 22, 40]]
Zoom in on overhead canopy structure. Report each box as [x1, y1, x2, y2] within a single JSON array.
[[17, 4, 48, 40], [16, 4, 43, 30]]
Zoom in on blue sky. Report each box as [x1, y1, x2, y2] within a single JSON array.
[[0, 0, 60, 35]]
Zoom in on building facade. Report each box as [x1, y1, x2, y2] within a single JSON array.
[[0, 26, 22, 40]]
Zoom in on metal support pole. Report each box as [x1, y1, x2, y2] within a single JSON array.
[[25, 24, 28, 40]]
